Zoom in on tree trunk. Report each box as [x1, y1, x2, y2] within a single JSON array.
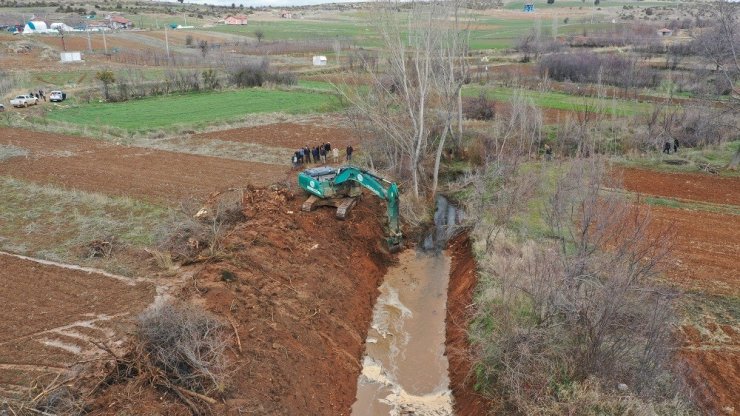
[[431, 124, 451, 197]]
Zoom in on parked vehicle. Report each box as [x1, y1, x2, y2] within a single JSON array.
[[49, 91, 66, 102], [10, 95, 38, 108]]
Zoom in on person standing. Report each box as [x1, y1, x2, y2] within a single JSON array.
[[346, 145, 353, 162], [320, 146, 327, 164], [673, 138, 679, 153], [663, 141, 671, 154], [313, 146, 320, 164], [332, 147, 339, 163], [304, 145, 311, 163]]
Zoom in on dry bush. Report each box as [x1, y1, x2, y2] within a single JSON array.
[[470, 159, 693, 413], [462, 91, 496, 121], [158, 193, 244, 263], [539, 51, 662, 90], [100, 301, 230, 414], [136, 301, 229, 395]]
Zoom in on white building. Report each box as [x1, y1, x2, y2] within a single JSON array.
[[312, 55, 327, 66]]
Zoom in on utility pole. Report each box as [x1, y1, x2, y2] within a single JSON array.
[[86, 27, 92, 52], [164, 25, 170, 61]]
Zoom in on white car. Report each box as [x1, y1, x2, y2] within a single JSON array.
[[10, 94, 38, 108], [49, 90, 66, 102]]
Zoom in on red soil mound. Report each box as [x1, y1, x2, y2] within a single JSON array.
[[445, 235, 496, 415], [88, 188, 394, 414]]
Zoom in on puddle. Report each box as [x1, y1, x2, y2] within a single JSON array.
[[352, 249, 453, 416], [422, 195, 464, 251]]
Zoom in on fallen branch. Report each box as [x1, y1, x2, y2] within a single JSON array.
[[174, 385, 217, 405], [227, 316, 242, 354]]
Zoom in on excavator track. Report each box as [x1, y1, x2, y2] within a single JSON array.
[[302, 195, 320, 212], [335, 197, 358, 220]]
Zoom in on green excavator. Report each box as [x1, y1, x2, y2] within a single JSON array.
[[297, 165, 402, 251]]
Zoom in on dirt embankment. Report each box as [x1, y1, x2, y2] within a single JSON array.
[[88, 188, 393, 415], [445, 235, 495, 415]]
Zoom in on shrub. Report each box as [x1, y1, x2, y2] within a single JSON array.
[[463, 91, 496, 121], [228, 59, 296, 88], [539, 51, 662, 89], [137, 301, 229, 394], [469, 159, 693, 413]]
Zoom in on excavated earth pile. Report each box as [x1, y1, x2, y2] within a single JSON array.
[[88, 187, 393, 415]]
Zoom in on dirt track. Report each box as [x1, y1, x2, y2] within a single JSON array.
[[0, 253, 155, 400], [0, 128, 289, 204]]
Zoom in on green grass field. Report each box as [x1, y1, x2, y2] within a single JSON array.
[[46, 88, 341, 131], [463, 85, 655, 116]]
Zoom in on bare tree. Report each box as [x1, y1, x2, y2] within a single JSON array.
[[338, 0, 470, 197], [254, 29, 264, 43]]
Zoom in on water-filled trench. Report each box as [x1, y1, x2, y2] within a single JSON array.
[[352, 196, 462, 415]]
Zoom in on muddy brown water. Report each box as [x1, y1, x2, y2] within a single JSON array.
[[352, 196, 461, 415]]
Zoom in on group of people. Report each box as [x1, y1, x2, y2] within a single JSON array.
[[29, 89, 46, 102], [292, 143, 354, 167], [663, 138, 680, 154]]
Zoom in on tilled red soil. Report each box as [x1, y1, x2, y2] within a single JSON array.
[[87, 188, 393, 415], [619, 167, 740, 206], [0, 128, 289, 204], [648, 205, 740, 297], [192, 122, 357, 152], [680, 323, 740, 415], [0, 253, 155, 399], [620, 167, 740, 415]]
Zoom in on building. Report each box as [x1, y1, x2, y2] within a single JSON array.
[[224, 14, 248, 25], [312, 55, 327, 66], [657, 28, 673, 37], [106, 15, 132, 29], [22, 21, 51, 33]]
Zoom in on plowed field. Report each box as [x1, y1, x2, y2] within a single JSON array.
[[0, 253, 155, 400], [0, 128, 288, 204], [620, 167, 740, 206], [619, 167, 740, 415], [193, 122, 356, 151]]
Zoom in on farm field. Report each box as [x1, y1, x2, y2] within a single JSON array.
[[0, 253, 156, 400], [45, 88, 342, 131], [0, 128, 288, 203], [617, 167, 740, 412], [192, 120, 354, 150]]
